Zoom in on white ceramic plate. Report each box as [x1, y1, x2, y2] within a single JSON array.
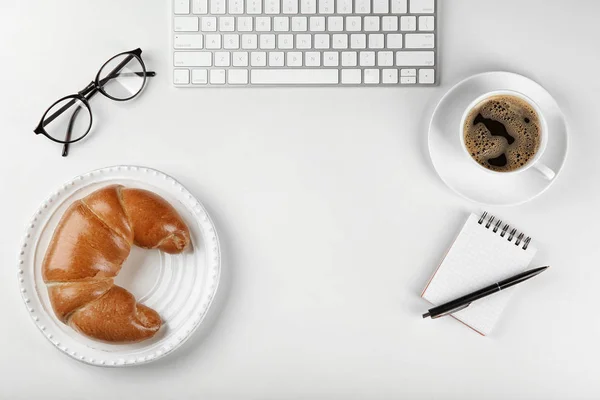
[[428, 71, 569, 205], [17, 166, 221, 367]]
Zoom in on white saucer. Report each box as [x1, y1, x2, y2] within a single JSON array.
[[428, 71, 569, 206], [17, 166, 221, 367]]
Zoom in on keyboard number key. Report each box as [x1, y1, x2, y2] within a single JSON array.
[[355, 0, 370, 13], [210, 0, 225, 13], [266, 0, 281, 13], [337, 0, 352, 14], [192, 0, 208, 13]]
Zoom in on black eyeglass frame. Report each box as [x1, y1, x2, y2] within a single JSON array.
[[33, 48, 155, 156]]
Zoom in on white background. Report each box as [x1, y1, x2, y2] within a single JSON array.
[[1, 0, 599, 399]]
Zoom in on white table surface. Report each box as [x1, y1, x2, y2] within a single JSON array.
[[1, 0, 599, 399]]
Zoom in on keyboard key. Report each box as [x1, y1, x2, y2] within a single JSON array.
[[350, 34, 366, 49], [337, 0, 352, 14], [382, 68, 398, 83], [224, 34, 240, 49], [391, 0, 407, 13], [251, 51, 267, 66], [405, 33, 434, 48], [400, 76, 416, 84], [247, 0, 262, 14], [355, 0, 370, 13], [368, 34, 384, 48], [174, 51, 212, 66], [210, 69, 226, 84], [323, 51, 339, 66], [191, 68, 208, 84], [283, 0, 299, 14], [364, 16, 380, 31], [265, 0, 281, 13], [269, 52, 285, 66], [359, 51, 375, 66], [301, 0, 317, 14], [174, 68, 190, 84], [238, 17, 253, 31], [328, 16, 344, 32], [364, 69, 379, 84], [400, 68, 416, 76], [292, 17, 308, 31], [410, 0, 434, 13], [319, 0, 334, 14], [373, 0, 389, 13], [242, 34, 258, 49], [395, 50, 434, 65], [309, 16, 325, 31], [387, 34, 403, 48], [233, 51, 249, 66], [260, 34, 276, 49], [305, 52, 321, 66], [314, 34, 330, 49], [228, 0, 244, 13], [382, 16, 398, 31], [332, 34, 348, 49], [341, 69, 361, 84], [256, 17, 271, 31], [418, 16, 434, 31], [220, 16, 235, 31], [296, 34, 312, 48], [346, 16, 361, 31], [174, 17, 199, 31], [274, 17, 290, 31], [400, 16, 416, 31], [287, 52, 303, 66], [278, 34, 294, 49], [174, 34, 203, 49], [192, 0, 208, 14], [251, 69, 339, 84], [215, 51, 231, 66], [201, 16, 217, 31], [205, 34, 222, 48], [210, 0, 225, 14], [377, 51, 393, 66], [341, 51, 357, 66], [418, 68, 435, 83], [228, 69, 249, 84], [174, 0, 190, 14]]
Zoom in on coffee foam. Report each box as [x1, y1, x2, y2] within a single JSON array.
[[463, 95, 541, 172]]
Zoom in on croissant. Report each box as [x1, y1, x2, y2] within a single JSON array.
[[42, 185, 191, 343]]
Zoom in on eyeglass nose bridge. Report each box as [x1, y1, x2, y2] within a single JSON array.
[[78, 81, 98, 97]]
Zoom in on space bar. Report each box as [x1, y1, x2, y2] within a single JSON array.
[[251, 69, 339, 85]]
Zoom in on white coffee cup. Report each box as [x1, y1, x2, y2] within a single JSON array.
[[459, 90, 555, 180]]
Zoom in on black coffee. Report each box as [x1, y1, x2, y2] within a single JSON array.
[[463, 95, 541, 172]]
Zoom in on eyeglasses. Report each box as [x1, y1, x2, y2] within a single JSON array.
[[34, 48, 155, 157]]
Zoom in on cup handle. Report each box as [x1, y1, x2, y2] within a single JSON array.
[[533, 163, 556, 180]]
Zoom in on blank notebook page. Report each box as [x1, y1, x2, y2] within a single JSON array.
[[422, 214, 537, 336]]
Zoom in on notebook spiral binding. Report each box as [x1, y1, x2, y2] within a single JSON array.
[[477, 212, 531, 250]]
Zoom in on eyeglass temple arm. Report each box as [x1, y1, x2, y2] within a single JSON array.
[[42, 71, 156, 128]]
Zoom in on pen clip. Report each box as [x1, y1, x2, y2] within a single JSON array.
[[431, 302, 471, 319]]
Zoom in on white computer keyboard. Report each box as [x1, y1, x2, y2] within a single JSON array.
[[171, 0, 437, 86]]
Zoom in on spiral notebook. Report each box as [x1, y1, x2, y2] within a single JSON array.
[[422, 212, 537, 336]]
